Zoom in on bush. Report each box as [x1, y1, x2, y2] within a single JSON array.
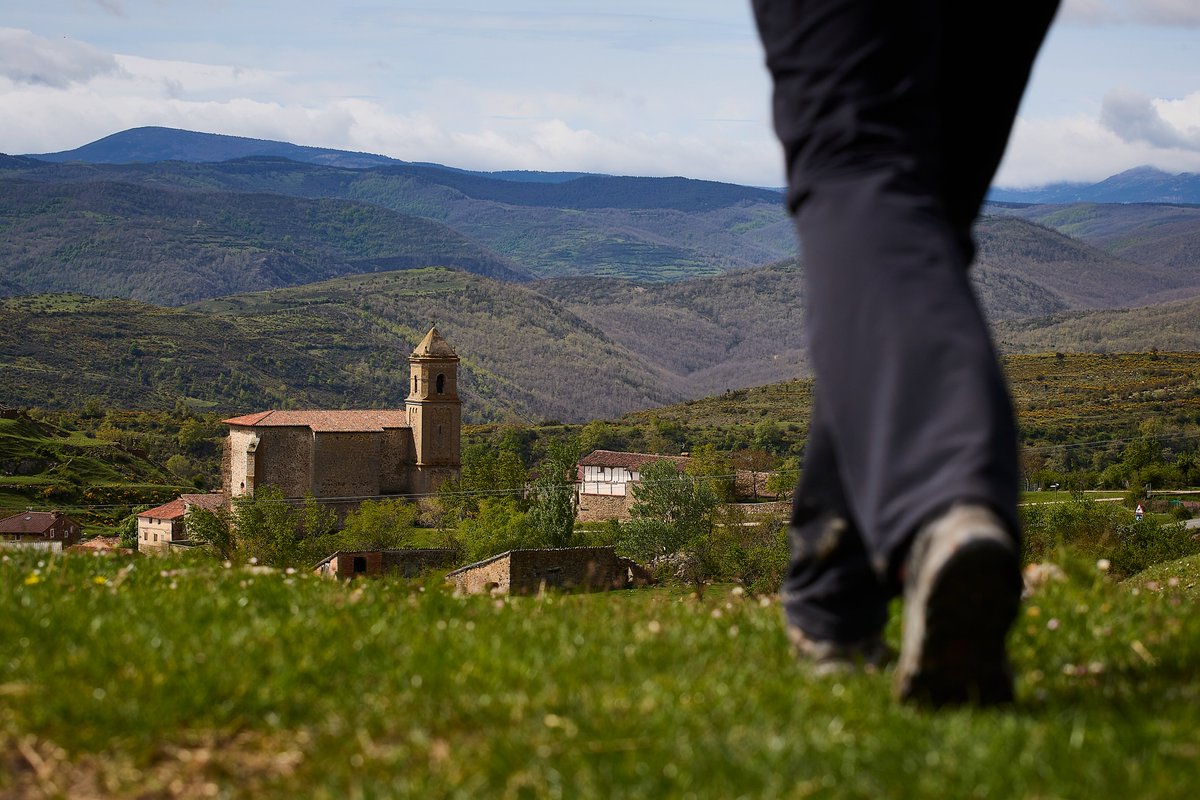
[[1021, 496, 1198, 580]]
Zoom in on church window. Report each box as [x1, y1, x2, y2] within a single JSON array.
[[436, 373, 445, 394], [413, 376, 418, 393]]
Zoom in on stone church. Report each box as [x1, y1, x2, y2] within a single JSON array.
[[222, 328, 462, 509]]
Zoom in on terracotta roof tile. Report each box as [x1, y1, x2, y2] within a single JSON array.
[[577, 450, 690, 470], [138, 498, 186, 520], [222, 409, 409, 432], [182, 493, 226, 512]]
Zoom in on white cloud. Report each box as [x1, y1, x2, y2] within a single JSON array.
[[1100, 86, 1200, 150], [996, 106, 1200, 187], [0, 28, 120, 88]]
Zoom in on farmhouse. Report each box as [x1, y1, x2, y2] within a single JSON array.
[[312, 548, 458, 579], [447, 546, 651, 596], [222, 328, 462, 514], [136, 492, 226, 555], [0, 510, 83, 552], [575, 449, 689, 522]]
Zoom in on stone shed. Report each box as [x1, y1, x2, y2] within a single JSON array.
[[313, 548, 458, 579], [446, 546, 651, 596]]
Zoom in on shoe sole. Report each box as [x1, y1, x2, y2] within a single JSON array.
[[895, 533, 1020, 707]]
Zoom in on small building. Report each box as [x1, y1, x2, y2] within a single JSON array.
[[136, 492, 226, 555], [575, 450, 690, 522], [312, 548, 458, 579], [0, 510, 83, 551], [66, 536, 132, 556], [446, 546, 651, 596]]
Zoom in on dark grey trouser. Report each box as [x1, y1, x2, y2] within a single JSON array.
[[751, 0, 1060, 641]]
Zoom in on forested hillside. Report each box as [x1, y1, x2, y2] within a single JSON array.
[[0, 180, 527, 304], [0, 272, 682, 422]]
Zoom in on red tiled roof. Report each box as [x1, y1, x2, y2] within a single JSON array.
[[0, 511, 77, 535], [138, 498, 186, 520], [182, 492, 226, 512], [577, 450, 690, 470], [222, 409, 410, 432]]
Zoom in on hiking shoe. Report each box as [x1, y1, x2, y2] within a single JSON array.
[[787, 624, 894, 676], [894, 504, 1022, 706]]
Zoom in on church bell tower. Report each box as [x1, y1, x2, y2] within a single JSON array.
[[406, 327, 462, 493]]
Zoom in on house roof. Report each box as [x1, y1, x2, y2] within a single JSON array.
[[411, 326, 458, 359], [139, 492, 227, 520], [182, 492, 226, 512], [0, 511, 76, 535], [222, 409, 410, 432], [138, 498, 186, 520], [577, 449, 690, 470]]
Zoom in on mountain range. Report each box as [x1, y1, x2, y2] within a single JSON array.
[[3, 126, 1200, 421]]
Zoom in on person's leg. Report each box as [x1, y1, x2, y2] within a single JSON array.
[[753, 0, 1018, 580], [782, 396, 889, 646]]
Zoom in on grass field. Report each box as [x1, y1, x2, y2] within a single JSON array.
[[3, 549, 1199, 798]]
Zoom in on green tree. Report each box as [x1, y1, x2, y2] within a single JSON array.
[[185, 504, 238, 561], [458, 499, 535, 563], [764, 456, 800, 500], [528, 437, 582, 548], [624, 459, 720, 560], [439, 443, 529, 522], [336, 498, 420, 550], [685, 444, 735, 502]]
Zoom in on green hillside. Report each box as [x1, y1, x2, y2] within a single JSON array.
[[994, 202, 1200, 281], [0, 413, 187, 521], [995, 293, 1200, 354], [0, 271, 683, 423], [0, 180, 527, 304], [2, 158, 796, 282]]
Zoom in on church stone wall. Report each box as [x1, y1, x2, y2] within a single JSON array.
[[379, 428, 414, 494], [255, 428, 314, 498], [313, 432, 381, 498]]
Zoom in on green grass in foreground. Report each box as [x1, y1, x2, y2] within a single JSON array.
[[2, 552, 1199, 798]]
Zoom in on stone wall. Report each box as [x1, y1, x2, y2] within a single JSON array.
[[449, 547, 649, 596], [448, 553, 512, 595], [254, 428, 314, 498], [379, 428, 414, 494], [313, 431, 381, 498], [316, 548, 458, 579], [576, 492, 633, 522]]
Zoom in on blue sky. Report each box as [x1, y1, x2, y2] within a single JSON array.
[[1, 0, 1198, 187]]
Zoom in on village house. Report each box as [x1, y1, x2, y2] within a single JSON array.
[[575, 449, 690, 522], [136, 492, 226, 555], [222, 327, 462, 516], [447, 546, 651, 596], [312, 548, 458, 579], [0, 510, 83, 552]]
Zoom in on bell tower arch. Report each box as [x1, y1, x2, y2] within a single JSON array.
[[406, 327, 462, 494]]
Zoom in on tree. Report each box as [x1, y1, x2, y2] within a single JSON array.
[[336, 498, 419, 550], [528, 437, 582, 548], [624, 459, 720, 560], [439, 443, 528, 522], [733, 449, 777, 501], [458, 499, 535, 563], [684, 444, 735, 502], [764, 456, 800, 501]]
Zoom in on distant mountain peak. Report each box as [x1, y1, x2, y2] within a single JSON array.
[[990, 165, 1200, 205]]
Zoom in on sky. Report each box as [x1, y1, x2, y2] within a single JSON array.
[[0, 0, 1198, 188]]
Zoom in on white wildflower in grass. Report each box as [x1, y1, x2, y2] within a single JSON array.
[[1047, 618, 1060, 631], [1097, 558, 1111, 572]]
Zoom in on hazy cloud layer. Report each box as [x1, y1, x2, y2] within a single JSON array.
[[0, 28, 120, 88], [1063, 0, 1200, 25]]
